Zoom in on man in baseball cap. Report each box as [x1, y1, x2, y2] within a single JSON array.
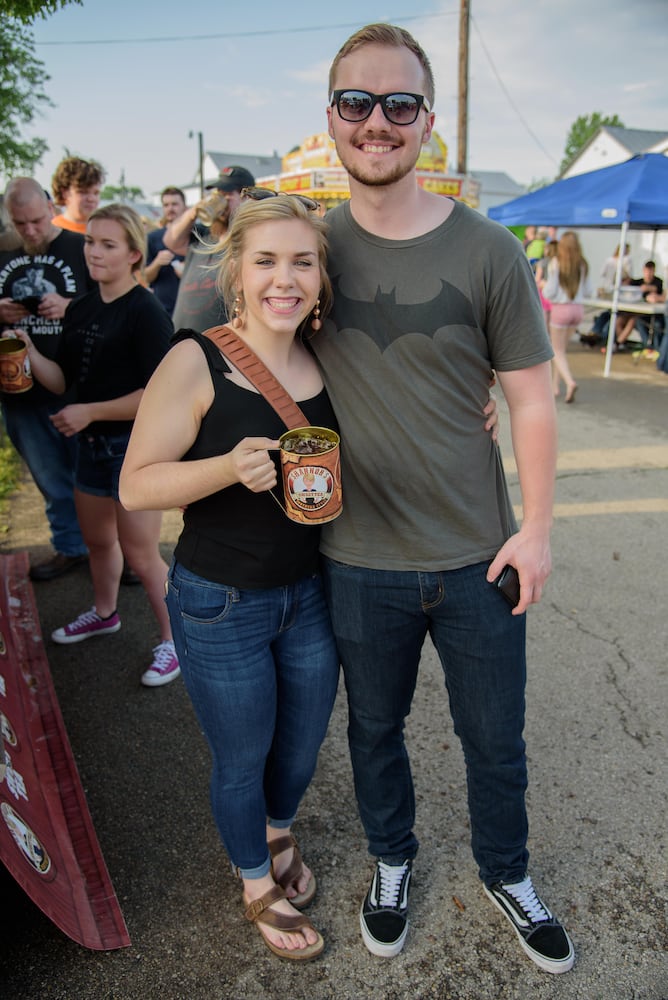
[[205, 165, 256, 195], [165, 165, 255, 332]]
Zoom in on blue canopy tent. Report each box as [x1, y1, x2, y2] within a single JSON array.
[[488, 154, 668, 375]]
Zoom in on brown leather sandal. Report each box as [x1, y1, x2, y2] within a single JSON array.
[[243, 884, 324, 961], [269, 834, 316, 909]]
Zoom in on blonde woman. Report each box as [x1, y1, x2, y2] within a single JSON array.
[[13, 204, 179, 686], [120, 193, 340, 961], [543, 231, 593, 402]]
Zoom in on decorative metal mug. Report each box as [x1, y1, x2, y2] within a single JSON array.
[[277, 427, 342, 525], [0, 339, 33, 393]]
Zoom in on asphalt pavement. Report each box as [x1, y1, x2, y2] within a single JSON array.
[[0, 342, 667, 1000]]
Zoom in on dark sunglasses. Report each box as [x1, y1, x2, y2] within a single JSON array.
[[241, 187, 320, 212], [330, 90, 431, 126]]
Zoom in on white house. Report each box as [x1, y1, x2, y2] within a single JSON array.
[[562, 126, 668, 179], [562, 126, 668, 286]]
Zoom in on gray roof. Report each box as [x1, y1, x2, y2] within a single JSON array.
[[205, 151, 283, 185], [470, 170, 525, 196], [604, 126, 668, 155]]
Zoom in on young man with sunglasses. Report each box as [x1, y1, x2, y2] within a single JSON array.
[[312, 24, 574, 974]]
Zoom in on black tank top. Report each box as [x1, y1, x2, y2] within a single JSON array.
[[173, 330, 338, 588]]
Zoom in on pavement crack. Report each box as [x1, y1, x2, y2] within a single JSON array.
[[548, 602, 650, 747]]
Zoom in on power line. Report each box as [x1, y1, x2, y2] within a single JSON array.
[[34, 11, 457, 47], [33, 7, 557, 173], [471, 14, 559, 169]]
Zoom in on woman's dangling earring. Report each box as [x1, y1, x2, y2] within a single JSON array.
[[311, 298, 322, 331], [232, 295, 243, 329]]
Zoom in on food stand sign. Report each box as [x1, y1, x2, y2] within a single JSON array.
[[258, 130, 480, 209]]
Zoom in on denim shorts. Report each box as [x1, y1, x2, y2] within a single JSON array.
[[75, 430, 131, 500]]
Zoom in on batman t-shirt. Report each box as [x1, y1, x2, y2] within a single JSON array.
[[312, 199, 553, 571]]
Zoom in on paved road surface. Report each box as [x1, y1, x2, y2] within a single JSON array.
[[1, 345, 666, 999]]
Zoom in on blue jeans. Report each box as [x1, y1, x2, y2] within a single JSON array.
[[323, 557, 529, 886], [1, 400, 86, 556], [166, 561, 339, 878]]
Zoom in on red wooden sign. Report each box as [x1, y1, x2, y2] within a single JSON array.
[[0, 552, 130, 950]]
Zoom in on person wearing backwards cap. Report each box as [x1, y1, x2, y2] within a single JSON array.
[[165, 166, 255, 332]]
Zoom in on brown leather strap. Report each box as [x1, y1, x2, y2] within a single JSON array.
[[203, 324, 308, 430]]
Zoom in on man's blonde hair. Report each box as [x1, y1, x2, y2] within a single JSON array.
[[328, 23, 435, 106]]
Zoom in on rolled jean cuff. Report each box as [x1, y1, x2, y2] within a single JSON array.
[[232, 856, 271, 880], [266, 815, 296, 831]]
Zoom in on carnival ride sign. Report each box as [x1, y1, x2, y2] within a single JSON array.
[[0, 552, 130, 950]]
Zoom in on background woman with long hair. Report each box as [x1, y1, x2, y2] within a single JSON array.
[[543, 231, 593, 403]]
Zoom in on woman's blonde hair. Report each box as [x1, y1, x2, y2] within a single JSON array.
[[212, 196, 332, 326], [557, 231, 588, 300], [87, 203, 146, 272]]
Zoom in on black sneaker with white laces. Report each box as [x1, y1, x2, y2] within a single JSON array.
[[360, 859, 412, 957], [483, 876, 575, 974]]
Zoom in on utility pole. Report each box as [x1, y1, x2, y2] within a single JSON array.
[[189, 131, 205, 198], [457, 0, 470, 176], [198, 131, 205, 199]]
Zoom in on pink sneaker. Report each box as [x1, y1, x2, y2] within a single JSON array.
[[52, 607, 121, 644], [141, 640, 180, 687]]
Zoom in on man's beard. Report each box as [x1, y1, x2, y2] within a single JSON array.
[[23, 236, 52, 255], [336, 144, 415, 189]]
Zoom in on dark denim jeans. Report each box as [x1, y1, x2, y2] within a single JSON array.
[[166, 561, 339, 878], [1, 400, 86, 556], [76, 430, 132, 500], [323, 557, 529, 886]]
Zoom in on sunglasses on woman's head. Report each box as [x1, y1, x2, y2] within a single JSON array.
[[330, 90, 431, 126], [241, 187, 320, 212]]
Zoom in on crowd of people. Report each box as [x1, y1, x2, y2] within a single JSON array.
[[8, 18, 668, 975], [529, 231, 666, 385]]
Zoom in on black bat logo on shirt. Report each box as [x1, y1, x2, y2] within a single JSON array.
[[328, 275, 476, 348]]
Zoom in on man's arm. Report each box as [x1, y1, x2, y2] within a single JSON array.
[[487, 361, 557, 615], [162, 205, 199, 255], [144, 249, 175, 285]]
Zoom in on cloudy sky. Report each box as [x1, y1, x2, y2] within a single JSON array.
[[19, 0, 668, 199]]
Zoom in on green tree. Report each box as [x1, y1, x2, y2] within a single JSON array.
[[101, 184, 146, 203], [0, 1, 81, 23], [0, 1, 82, 177], [0, 21, 52, 176], [560, 112, 625, 175]]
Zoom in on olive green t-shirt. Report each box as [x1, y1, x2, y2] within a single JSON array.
[[311, 200, 552, 571]]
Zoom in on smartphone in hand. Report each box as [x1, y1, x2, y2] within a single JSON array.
[[493, 565, 521, 608], [12, 296, 42, 315]]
